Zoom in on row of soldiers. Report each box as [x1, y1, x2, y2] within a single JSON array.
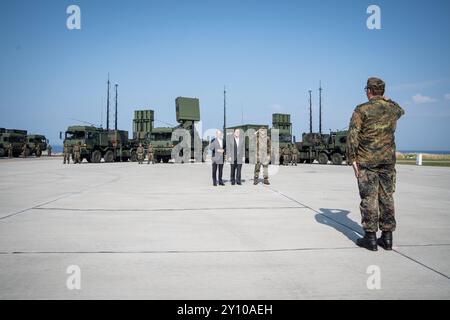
[[281, 144, 299, 166], [136, 143, 154, 164], [4, 143, 52, 158], [63, 142, 81, 164]]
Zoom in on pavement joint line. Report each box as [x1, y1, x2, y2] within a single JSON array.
[[393, 249, 450, 280], [31, 206, 307, 212], [0, 246, 365, 255], [264, 185, 450, 281], [0, 173, 123, 222]]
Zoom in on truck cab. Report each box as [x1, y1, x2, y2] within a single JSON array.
[[0, 129, 27, 157]]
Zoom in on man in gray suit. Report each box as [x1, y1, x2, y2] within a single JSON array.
[[210, 130, 225, 186], [228, 129, 245, 185]]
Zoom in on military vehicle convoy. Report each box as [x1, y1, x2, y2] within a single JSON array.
[[0, 129, 48, 158], [61, 96, 207, 163]]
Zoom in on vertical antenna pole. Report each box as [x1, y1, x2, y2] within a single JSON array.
[[106, 73, 110, 131], [319, 81, 323, 134], [114, 84, 118, 131], [308, 90, 312, 134], [223, 86, 226, 136]]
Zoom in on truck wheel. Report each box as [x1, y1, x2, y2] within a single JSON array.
[[91, 150, 102, 163], [104, 150, 115, 163], [318, 153, 329, 165], [331, 153, 343, 165], [0, 148, 5, 157], [131, 151, 137, 162], [36, 150, 42, 157], [86, 155, 92, 163], [163, 156, 170, 163]]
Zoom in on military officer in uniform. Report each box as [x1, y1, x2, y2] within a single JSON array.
[[290, 144, 298, 166], [347, 77, 405, 251], [137, 144, 145, 164], [147, 143, 155, 164], [282, 145, 291, 166], [73, 142, 81, 164], [254, 128, 271, 185], [47, 144, 52, 157]]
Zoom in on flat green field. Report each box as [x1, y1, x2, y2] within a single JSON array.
[[397, 153, 450, 167]]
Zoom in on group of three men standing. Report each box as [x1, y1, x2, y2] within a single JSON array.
[[210, 128, 271, 186]]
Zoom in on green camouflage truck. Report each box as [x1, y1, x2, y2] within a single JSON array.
[[148, 127, 173, 163], [0, 128, 27, 157], [26, 134, 48, 157], [295, 130, 348, 165], [62, 125, 136, 163]]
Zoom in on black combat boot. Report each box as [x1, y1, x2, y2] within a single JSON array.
[[356, 232, 378, 251], [377, 231, 393, 250], [263, 179, 270, 185], [254, 178, 259, 185]]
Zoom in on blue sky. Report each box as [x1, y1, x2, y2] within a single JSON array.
[[1, 0, 450, 150]]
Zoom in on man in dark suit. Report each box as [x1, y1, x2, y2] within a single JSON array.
[[210, 130, 225, 186], [229, 129, 244, 185]]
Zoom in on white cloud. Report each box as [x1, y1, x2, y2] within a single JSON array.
[[411, 94, 437, 104], [445, 93, 450, 101]]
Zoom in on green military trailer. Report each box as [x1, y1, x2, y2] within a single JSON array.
[[62, 125, 137, 163], [26, 134, 48, 157], [0, 129, 27, 157], [295, 130, 348, 165]]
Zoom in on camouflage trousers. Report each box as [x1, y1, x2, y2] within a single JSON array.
[[283, 155, 291, 165], [63, 153, 71, 164], [74, 153, 81, 164], [254, 162, 269, 180], [357, 164, 397, 233], [147, 153, 154, 164], [138, 154, 144, 164], [291, 154, 298, 165]]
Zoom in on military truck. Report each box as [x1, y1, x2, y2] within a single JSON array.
[[62, 126, 136, 163], [0, 129, 27, 157], [26, 134, 48, 157], [295, 130, 348, 165], [148, 127, 173, 163]]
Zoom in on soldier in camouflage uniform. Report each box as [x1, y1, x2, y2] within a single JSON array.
[[21, 143, 28, 158], [73, 142, 81, 164], [290, 144, 298, 166], [63, 143, 71, 164], [47, 144, 52, 157], [254, 128, 271, 185], [347, 77, 405, 251], [147, 143, 155, 164], [7, 143, 13, 158], [36, 144, 41, 157], [137, 144, 145, 164], [282, 145, 291, 166]]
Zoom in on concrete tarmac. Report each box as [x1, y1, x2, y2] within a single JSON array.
[[0, 157, 449, 299]]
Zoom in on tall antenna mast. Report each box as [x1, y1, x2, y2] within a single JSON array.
[[106, 73, 110, 131], [114, 84, 118, 131], [308, 90, 312, 134], [223, 86, 227, 136], [319, 81, 323, 134]]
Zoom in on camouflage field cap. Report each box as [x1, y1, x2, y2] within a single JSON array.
[[366, 77, 385, 90]]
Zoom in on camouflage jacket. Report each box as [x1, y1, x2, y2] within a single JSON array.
[[347, 97, 405, 165]]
